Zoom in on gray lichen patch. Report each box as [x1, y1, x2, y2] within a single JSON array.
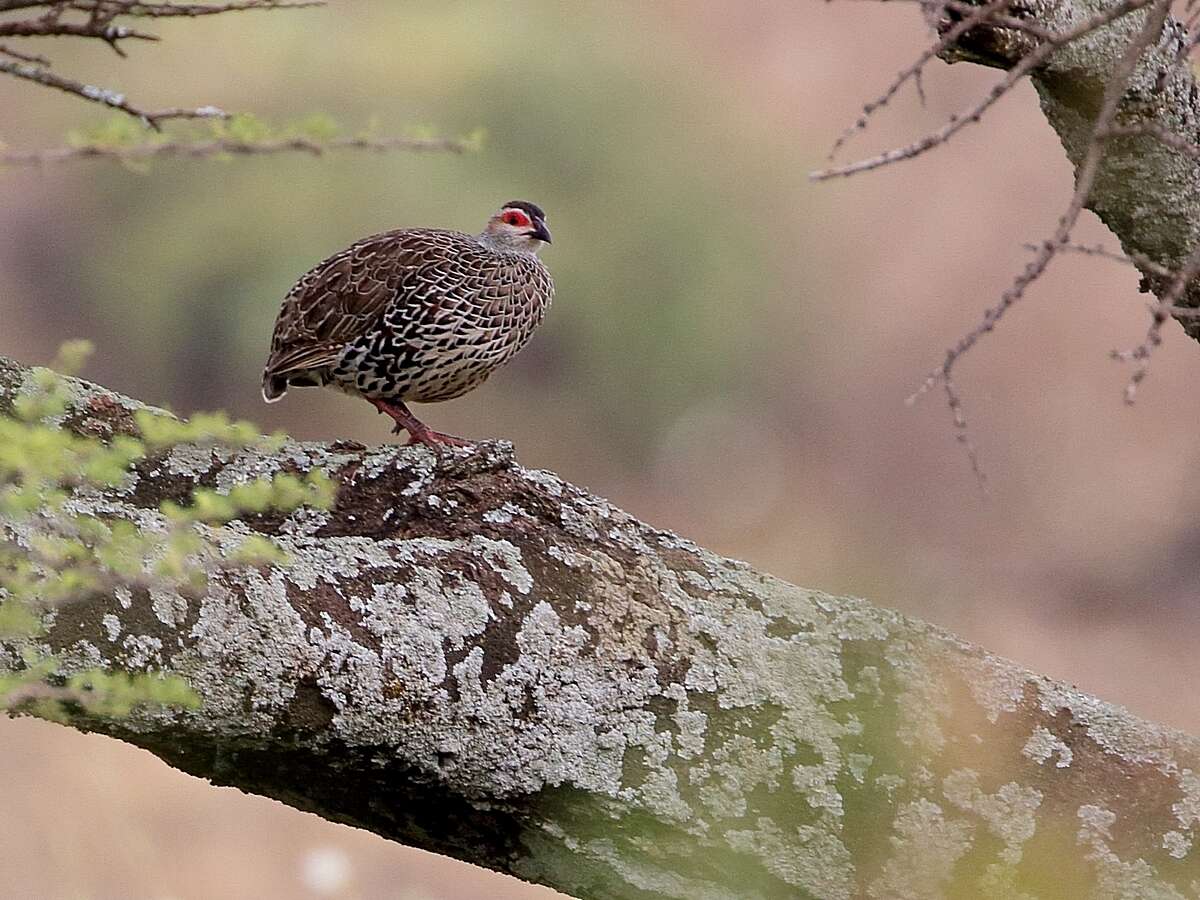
[[518, 466, 564, 497], [1078, 803, 1191, 900], [101, 613, 122, 642], [1163, 830, 1192, 860], [726, 819, 854, 898], [180, 569, 319, 730], [869, 799, 973, 899], [164, 442, 221, 480], [1038, 680, 1185, 772], [1023, 725, 1074, 769], [958, 652, 1028, 724], [150, 587, 190, 629], [483, 501, 532, 524], [1173, 769, 1200, 830], [119, 633, 164, 669], [942, 769, 1041, 862], [474, 537, 533, 595]]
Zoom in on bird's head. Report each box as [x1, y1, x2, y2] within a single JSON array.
[[482, 201, 552, 253]]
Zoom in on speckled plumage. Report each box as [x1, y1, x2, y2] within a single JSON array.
[[262, 203, 554, 444]]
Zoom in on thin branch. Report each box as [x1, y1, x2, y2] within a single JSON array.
[[1101, 120, 1200, 157], [0, 1, 320, 14], [942, 0, 1060, 40], [1024, 241, 1176, 279], [1112, 239, 1200, 402], [70, 1, 325, 15], [827, 0, 1014, 160], [0, 134, 472, 166], [942, 376, 987, 491], [0, 41, 48, 65], [0, 58, 228, 128], [0, 19, 159, 44]]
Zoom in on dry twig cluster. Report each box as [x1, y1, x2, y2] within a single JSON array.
[[0, 2, 314, 124], [816, 0, 1200, 482], [0, 1, 468, 162]]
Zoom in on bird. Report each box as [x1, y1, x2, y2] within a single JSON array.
[[261, 201, 554, 448]]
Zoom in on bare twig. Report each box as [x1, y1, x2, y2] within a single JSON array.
[[0, 58, 228, 128], [1100, 121, 1200, 157], [941, 0, 1060, 40], [1024, 241, 1176, 279], [68, 1, 325, 15], [0, 134, 472, 166], [904, 0, 1169, 482], [923, 0, 1167, 391], [942, 376, 987, 491], [0, 1, 320, 16], [0, 1, 467, 168], [0, 19, 159, 46], [1112, 240, 1200, 402], [827, 0, 1014, 160], [0, 43, 49, 65]]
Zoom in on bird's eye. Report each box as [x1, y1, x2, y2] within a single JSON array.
[[503, 210, 531, 228]]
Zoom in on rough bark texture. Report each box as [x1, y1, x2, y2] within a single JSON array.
[[930, 0, 1200, 336], [3, 355, 1200, 898]]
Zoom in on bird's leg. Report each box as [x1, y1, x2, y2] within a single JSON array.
[[368, 398, 473, 448]]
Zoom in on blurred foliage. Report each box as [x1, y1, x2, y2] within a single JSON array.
[[63, 112, 294, 154], [0, 342, 333, 722], [49, 111, 482, 167]]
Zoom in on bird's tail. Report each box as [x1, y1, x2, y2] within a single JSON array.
[[262, 372, 288, 403]]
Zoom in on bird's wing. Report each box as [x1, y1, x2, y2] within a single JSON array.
[[262, 228, 473, 380]]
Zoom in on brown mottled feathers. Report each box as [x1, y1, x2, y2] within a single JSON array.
[[262, 227, 554, 405], [263, 230, 427, 380]]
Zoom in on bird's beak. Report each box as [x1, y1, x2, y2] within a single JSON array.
[[532, 220, 552, 244]]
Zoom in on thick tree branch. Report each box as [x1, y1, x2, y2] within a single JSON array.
[[2, 355, 1199, 897]]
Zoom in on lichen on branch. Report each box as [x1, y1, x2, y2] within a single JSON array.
[[2, 352, 1199, 898], [0, 343, 332, 721]]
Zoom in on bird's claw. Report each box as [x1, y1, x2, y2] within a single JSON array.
[[405, 429, 473, 449]]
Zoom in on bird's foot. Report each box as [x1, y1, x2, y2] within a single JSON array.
[[394, 422, 474, 448], [369, 398, 473, 452]]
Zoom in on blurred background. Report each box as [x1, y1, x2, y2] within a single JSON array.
[[4, 1, 1200, 897]]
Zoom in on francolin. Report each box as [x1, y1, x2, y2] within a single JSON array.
[[262, 201, 554, 446]]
